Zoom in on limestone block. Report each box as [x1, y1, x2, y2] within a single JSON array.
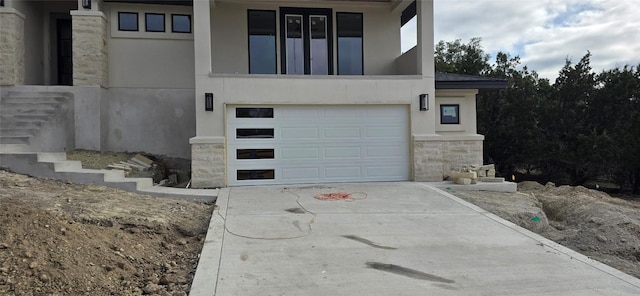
[[450, 171, 477, 180], [478, 177, 505, 183], [455, 178, 472, 185], [0, 11, 25, 86]]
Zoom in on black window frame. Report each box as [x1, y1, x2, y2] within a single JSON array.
[[440, 104, 460, 125], [118, 12, 139, 31], [145, 13, 165, 32], [279, 7, 334, 75], [247, 10, 278, 74], [336, 12, 364, 75], [171, 14, 191, 33], [237, 169, 275, 180], [236, 107, 274, 118]]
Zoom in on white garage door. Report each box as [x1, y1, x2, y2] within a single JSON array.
[[227, 105, 409, 186]]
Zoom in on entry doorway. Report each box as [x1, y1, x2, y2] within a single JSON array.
[[280, 8, 333, 75], [56, 19, 72, 86]]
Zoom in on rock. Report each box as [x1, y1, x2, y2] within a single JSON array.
[[39, 273, 49, 282], [142, 283, 163, 294], [29, 261, 38, 269], [160, 274, 187, 285], [0, 243, 8, 249], [596, 234, 608, 243]]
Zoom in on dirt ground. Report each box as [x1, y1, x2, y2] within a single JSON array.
[[0, 170, 214, 295], [452, 182, 640, 279], [2, 162, 639, 296]]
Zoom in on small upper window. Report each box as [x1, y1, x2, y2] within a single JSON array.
[[118, 12, 139, 31], [145, 13, 165, 32], [440, 104, 460, 124], [172, 14, 191, 33]]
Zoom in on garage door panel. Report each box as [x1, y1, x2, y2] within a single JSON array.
[[279, 107, 321, 119], [227, 105, 409, 186], [324, 147, 362, 159], [322, 107, 362, 118], [324, 127, 362, 138], [366, 165, 406, 178], [280, 147, 321, 160], [281, 127, 320, 139], [324, 167, 362, 178], [281, 167, 320, 179], [366, 126, 406, 138]]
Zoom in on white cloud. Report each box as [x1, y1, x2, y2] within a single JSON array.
[[428, 0, 640, 81]]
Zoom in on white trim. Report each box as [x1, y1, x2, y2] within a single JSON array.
[[190, 136, 225, 144], [70, 10, 107, 19], [0, 7, 26, 19], [413, 134, 485, 142]]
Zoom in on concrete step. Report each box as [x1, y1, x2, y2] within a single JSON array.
[[4, 93, 67, 104], [37, 152, 68, 162], [0, 136, 30, 144], [0, 104, 59, 114], [1, 97, 66, 104], [0, 152, 216, 202], [51, 161, 83, 172], [0, 144, 31, 153], [0, 128, 39, 137], [0, 114, 54, 121], [0, 121, 45, 129]]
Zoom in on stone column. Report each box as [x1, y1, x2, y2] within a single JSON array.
[[0, 8, 25, 86], [70, 10, 108, 87], [413, 135, 484, 182]]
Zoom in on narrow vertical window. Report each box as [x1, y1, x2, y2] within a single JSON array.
[[172, 14, 191, 33], [145, 13, 165, 32], [310, 15, 328, 75], [248, 10, 277, 74], [285, 14, 305, 75], [118, 12, 139, 31], [337, 13, 363, 75]]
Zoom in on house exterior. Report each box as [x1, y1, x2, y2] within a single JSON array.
[[0, 0, 494, 188]]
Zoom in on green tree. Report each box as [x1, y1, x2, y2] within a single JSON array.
[[435, 37, 491, 75], [539, 53, 596, 184], [480, 53, 550, 178], [593, 65, 640, 192]]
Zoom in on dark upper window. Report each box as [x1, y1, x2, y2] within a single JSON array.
[[145, 13, 165, 32], [440, 104, 460, 124], [248, 10, 277, 74], [172, 14, 191, 33], [118, 12, 139, 31], [336, 12, 363, 75]]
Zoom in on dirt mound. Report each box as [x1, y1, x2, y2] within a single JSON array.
[[0, 170, 214, 295], [451, 182, 640, 279]]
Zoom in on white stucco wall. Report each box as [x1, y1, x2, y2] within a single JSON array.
[[209, 1, 401, 75], [104, 3, 195, 88], [435, 89, 480, 135]]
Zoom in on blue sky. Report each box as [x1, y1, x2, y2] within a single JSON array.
[[403, 0, 640, 81]]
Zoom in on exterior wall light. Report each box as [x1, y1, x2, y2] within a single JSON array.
[[205, 93, 214, 111], [419, 94, 429, 111], [82, 0, 91, 9]]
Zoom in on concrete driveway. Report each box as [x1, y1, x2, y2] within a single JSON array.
[[190, 183, 640, 295]]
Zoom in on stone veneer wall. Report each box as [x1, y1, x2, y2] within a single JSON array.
[[414, 139, 483, 181], [191, 143, 226, 188], [0, 10, 25, 86], [72, 11, 108, 87]]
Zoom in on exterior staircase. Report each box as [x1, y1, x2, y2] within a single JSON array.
[[0, 91, 73, 151], [0, 91, 217, 202]]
